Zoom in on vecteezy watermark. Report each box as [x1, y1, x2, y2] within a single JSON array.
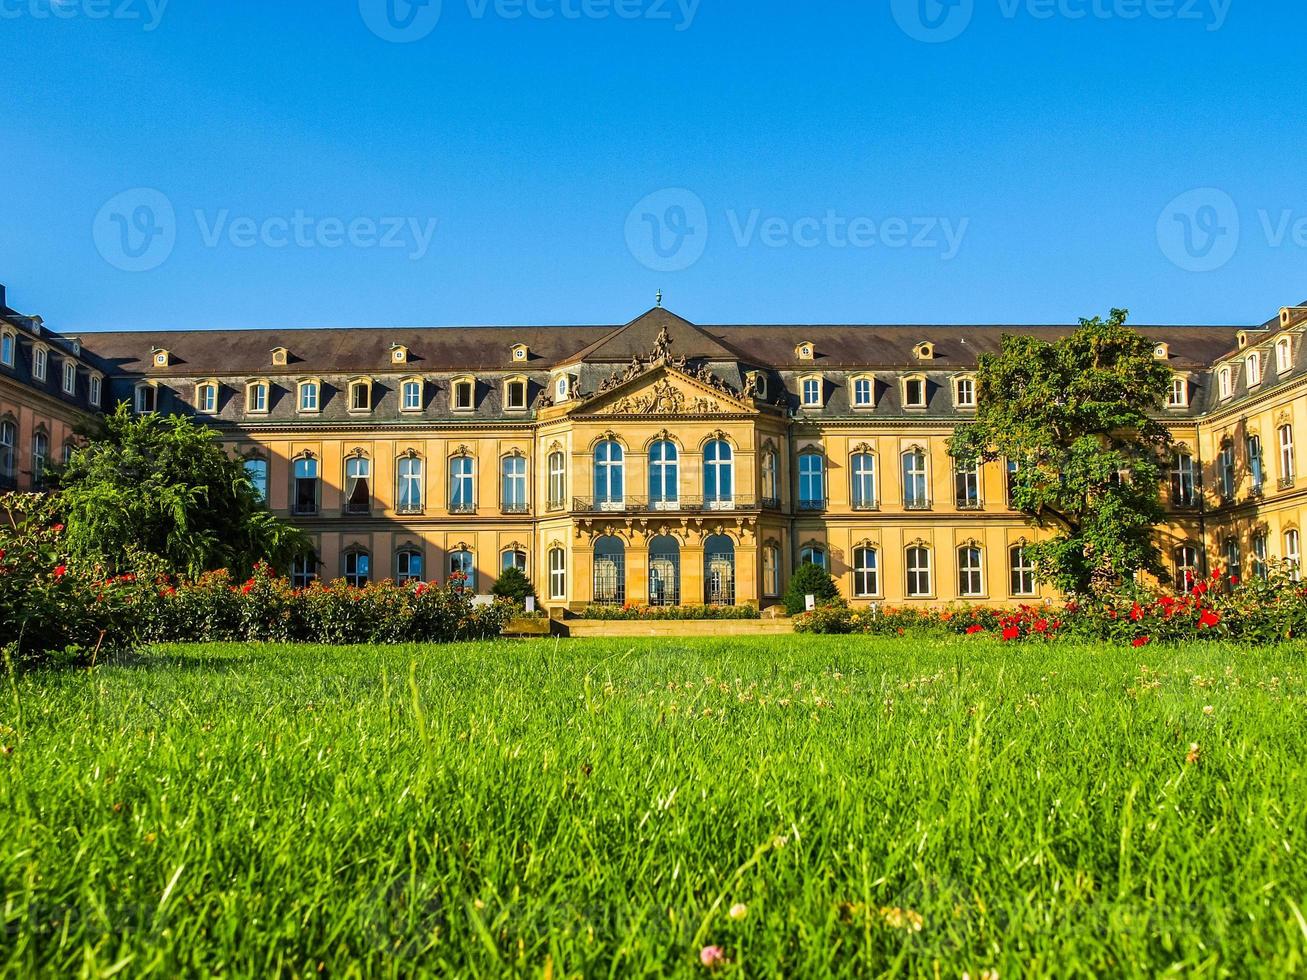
[[1156, 188, 1240, 273], [893, 0, 1231, 42], [0, 0, 170, 31], [360, 0, 698, 41], [93, 188, 177, 273], [94, 190, 440, 272], [624, 189, 969, 271]]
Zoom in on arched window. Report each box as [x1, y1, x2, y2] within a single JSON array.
[[1252, 532, 1269, 581], [349, 379, 372, 413], [449, 455, 475, 513], [449, 550, 475, 591], [906, 546, 932, 597], [1175, 545, 1200, 593], [798, 452, 825, 510], [801, 377, 822, 407], [548, 450, 566, 510], [402, 379, 423, 412], [762, 543, 781, 598], [89, 374, 102, 407], [0, 329, 13, 367], [902, 449, 929, 509], [649, 440, 679, 508], [1246, 352, 1262, 387], [1286, 530, 1301, 582], [1167, 377, 1188, 408], [501, 549, 527, 572], [501, 455, 528, 513], [761, 449, 779, 508], [1218, 367, 1232, 399], [1277, 337, 1293, 373], [1222, 538, 1241, 584], [594, 441, 624, 509], [244, 457, 269, 504], [851, 453, 877, 510], [135, 383, 157, 414], [1248, 435, 1265, 493], [954, 457, 981, 509], [291, 553, 318, 588], [504, 377, 528, 411], [648, 535, 680, 606], [395, 455, 423, 514], [297, 380, 319, 413], [852, 376, 875, 408], [1218, 440, 1236, 500], [344, 550, 370, 588], [1009, 546, 1036, 596], [452, 378, 476, 411], [704, 440, 733, 507], [853, 547, 879, 597], [592, 537, 625, 605], [0, 419, 15, 484], [61, 361, 77, 396], [957, 546, 984, 597], [245, 381, 269, 414], [954, 376, 976, 408], [196, 382, 218, 413], [396, 549, 424, 584], [548, 547, 567, 600], [1279, 425, 1296, 487], [1171, 451, 1196, 507], [799, 545, 827, 570], [293, 456, 319, 515], [31, 432, 49, 489], [904, 546, 935, 598], [345, 455, 372, 514]]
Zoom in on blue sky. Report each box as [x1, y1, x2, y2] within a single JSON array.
[[1, 0, 1302, 331]]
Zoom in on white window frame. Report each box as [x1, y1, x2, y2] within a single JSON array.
[[801, 376, 822, 408], [903, 375, 927, 409], [1009, 546, 1037, 597], [1246, 352, 1263, 387], [62, 360, 77, 395], [906, 546, 932, 597], [196, 381, 218, 413], [89, 374, 102, 407], [135, 382, 157, 414], [1167, 377, 1188, 408], [851, 452, 877, 510], [297, 380, 320, 414], [1218, 367, 1232, 399], [954, 376, 976, 409], [397, 455, 424, 514], [1280, 425, 1296, 484], [549, 547, 567, 600], [504, 377, 529, 412], [452, 378, 476, 412], [246, 381, 269, 414], [1277, 337, 1293, 374], [957, 546, 984, 597], [501, 454, 528, 511], [32, 345, 48, 382], [548, 450, 567, 510], [449, 455, 476, 511], [853, 547, 879, 598], [851, 376, 875, 408], [1286, 530, 1301, 582], [0, 329, 14, 367], [402, 379, 423, 412]]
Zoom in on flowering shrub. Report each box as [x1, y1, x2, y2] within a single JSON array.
[[580, 603, 761, 621], [794, 566, 1307, 645], [1, 494, 141, 664], [793, 602, 855, 635]]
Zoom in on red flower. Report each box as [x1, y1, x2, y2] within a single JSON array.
[[1132, 636, 1151, 648], [53, 564, 67, 580], [965, 624, 985, 635], [1129, 603, 1144, 622], [1198, 609, 1221, 629], [241, 582, 254, 594], [1229, 575, 1240, 586], [1002, 626, 1020, 642], [1033, 618, 1049, 634], [52, 523, 65, 533]]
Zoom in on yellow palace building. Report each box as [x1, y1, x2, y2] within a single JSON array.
[[4, 287, 1307, 611]]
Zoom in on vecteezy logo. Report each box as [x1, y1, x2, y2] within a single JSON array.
[[1156, 188, 1240, 273], [624, 188, 709, 273], [891, 0, 974, 43], [358, 0, 442, 42], [93, 188, 176, 272]]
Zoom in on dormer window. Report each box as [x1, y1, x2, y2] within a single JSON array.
[[452, 378, 475, 412], [271, 347, 289, 367], [851, 375, 875, 408], [33, 345, 48, 381], [913, 342, 935, 361], [246, 381, 269, 414], [195, 381, 219, 413], [0, 329, 14, 367], [747, 371, 767, 399], [390, 344, 409, 365], [512, 344, 530, 363], [555, 375, 570, 402], [795, 342, 815, 361], [504, 377, 528, 411], [62, 360, 77, 396], [297, 379, 321, 413], [801, 375, 823, 408], [349, 378, 373, 413], [953, 376, 976, 409], [89, 374, 102, 407], [903, 375, 928, 409], [1153, 343, 1170, 360], [135, 382, 157, 414], [1167, 376, 1189, 409], [1237, 331, 1250, 350], [1277, 337, 1294, 373], [151, 348, 170, 369], [401, 378, 423, 412], [1218, 366, 1233, 399]]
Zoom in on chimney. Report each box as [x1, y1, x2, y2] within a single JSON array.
[[0, 283, 7, 310]]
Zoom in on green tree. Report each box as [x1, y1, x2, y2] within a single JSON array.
[[491, 565, 538, 608], [784, 562, 841, 616], [949, 309, 1174, 595], [57, 404, 308, 578]]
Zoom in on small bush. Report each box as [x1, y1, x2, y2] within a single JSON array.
[[794, 602, 854, 634], [784, 563, 840, 616], [492, 566, 538, 608]]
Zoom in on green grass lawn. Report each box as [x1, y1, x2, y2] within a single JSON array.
[[2, 638, 1306, 978]]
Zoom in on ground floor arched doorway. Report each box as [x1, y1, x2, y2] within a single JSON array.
[[704, 534, 736, 606], [648, 535, 680, 606]]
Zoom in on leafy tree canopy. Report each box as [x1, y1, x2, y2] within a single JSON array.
[[56, 404, 309, 579], [948, 310, 1175, 594]]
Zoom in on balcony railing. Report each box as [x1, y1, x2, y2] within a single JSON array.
[[761, 496, 781, 510], [850, 499, 880, 512], [956, 499, 984, 511], [904, 497, 933, 511], [572, 495, 759, 515], [797, 498, 827, 512], [1279, 477, 1297, 491], [501, 502, 531, 515], [449, 501, 477, 515]]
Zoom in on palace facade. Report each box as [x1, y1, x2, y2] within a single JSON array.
[[4, 284, 1306, 611]]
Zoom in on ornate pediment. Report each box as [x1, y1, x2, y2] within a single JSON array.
[[577, 364, 757, 418]]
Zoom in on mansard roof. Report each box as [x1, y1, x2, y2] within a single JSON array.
[[78, 308, 1244, 378]]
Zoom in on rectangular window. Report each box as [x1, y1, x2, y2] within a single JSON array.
[[1171, 453, 1196, 507], [402, 381, 422, 411], [89, 375, 102, 407], [33, 347, 47, 381], [344, 552, 370, 588], [450, 456, 475, 512], [454, 381, 474, 410], [955, 378, 976, 408], [548, 452, 566, 510], [1248, 436, 1265, 493], [1219, 444, 1235, 499], [345, 456, 371, 514], [351, 383, 371, 412], [501, 455, 528, 512], [397, 456, 424, 514], [958, 547, 984, 597], [763, 545, 780, 597], [549, 548, 566, 600], [299, 383, 319, 412], [1277, 339, 1293, 373], [1286, 530, 1301, 582], [906, 547, 931, 597], [292, 555, 317, 588], [0, 332, 13, 367], [198, 384, 217, 413], [798, 454, 825, 509], [294, 458, 319, 515], [853, 378, 874, 407], [247, 384, 268, 413], [62, 361, 76, 395], [136, 385, 156, 413], [506, 380, 528, 410], [802, 378, 821, 407], [1010, 547, 1036, 596], [1253, 532, 1269, 580], [904, 378, 926, 408], [1279, 425, 1296, 486], [1167, 378, 1188, 408], [954, 461, 981, 509], [853, 547, 879, 597]]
